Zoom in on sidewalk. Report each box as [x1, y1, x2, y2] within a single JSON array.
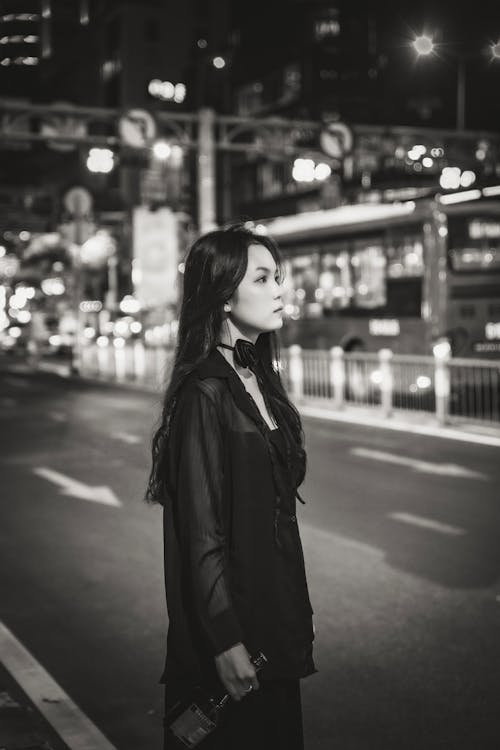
[[0, 662, 68, 750], [3, 353, 500, 447]]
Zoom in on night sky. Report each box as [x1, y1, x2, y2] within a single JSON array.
[[232, 0, 500, 128]]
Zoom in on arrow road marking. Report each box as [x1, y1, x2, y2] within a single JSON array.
[[111, 431, 141, 445], [0, 397, 17, 408], [48, 411, 67, 422], [33, 467, 121, 507], [351, 447, 488, 480], [389, 512, 466, 536]]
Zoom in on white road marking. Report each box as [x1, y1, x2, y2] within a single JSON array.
[[33, 467, 121, 507], [37, 361, 72, 377], [3, 376, 31, 389], [0, 396, 17, 408], [0, 620, 118, 750], [111, 431, 141, 445], [351, 447, 488, 480], [389, 512, 466, 536], [48, 410, 67, 422], [301, 522, 383, 559]]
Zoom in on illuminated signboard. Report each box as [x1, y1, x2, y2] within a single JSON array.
[[485, 322, 500, 340], [469, 220, 500, 239], [369, 319, 401, 337], [314, 18, 340, 40]]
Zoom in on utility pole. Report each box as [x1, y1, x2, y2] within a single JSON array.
[[456, 57, 466, 131], [197, 108, 217, 232]]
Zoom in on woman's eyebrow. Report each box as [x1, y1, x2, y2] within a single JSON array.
[[254, 266, 278, 273]]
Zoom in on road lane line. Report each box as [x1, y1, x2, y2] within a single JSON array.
[[0, 396, 17, 408], [3, 376, 32, 389], [302, 522, 384, 558], [388, 512, 466, 536], [111, 431, 141, 445], [351, 447, 488, 480], [48, 410, 67, 422], [0, 620, 118, 750]]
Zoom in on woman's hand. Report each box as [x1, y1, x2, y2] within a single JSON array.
[[214, 642, 260, 702]]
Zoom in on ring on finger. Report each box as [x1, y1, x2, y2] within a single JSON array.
[[244, 685, 253, 693]]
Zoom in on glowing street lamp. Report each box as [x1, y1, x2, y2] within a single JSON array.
[[213, 56, 226, 69], [152, 140, 172, 161], [86, 148, 114, 174], [412, 35, 435, 56]]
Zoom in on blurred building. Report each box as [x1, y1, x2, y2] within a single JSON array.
[[89, 0, 191, 110], [230, 0, 381, 122]]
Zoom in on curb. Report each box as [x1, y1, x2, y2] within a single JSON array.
[[0, 661, 69, 750]]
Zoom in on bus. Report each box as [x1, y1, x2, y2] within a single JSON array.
[[262, 192, 500, 358]]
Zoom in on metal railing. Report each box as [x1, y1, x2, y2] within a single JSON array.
[[280, 345, 500, 425], [448, 358, 500, 422], [79, 341, 500, 425]]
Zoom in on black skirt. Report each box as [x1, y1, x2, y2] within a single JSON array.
[[163, 678, 304, 750]]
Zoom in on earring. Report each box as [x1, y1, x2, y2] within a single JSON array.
[[224, 303, 231, 313]]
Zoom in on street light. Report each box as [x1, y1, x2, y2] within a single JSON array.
[[86, 147, 114, 174], [411, 35, 500, 130], [412, 35, 435, 56], [491, 41, 500, 59], [213, 56, 226, 69], [152, 140, 172, 161]]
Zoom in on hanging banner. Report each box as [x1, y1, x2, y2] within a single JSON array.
[[132, 207, 179, 309]]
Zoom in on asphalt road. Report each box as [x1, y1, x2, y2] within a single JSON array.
[[1, 364, 499, 750]]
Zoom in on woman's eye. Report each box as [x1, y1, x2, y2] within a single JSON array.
[[257, 275, 280, 283]]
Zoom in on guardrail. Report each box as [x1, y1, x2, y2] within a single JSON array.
[[281, 346, 500, 425], [79, 341, 500, 425]]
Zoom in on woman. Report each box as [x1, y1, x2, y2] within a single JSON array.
[[145, 224, 317, 749]]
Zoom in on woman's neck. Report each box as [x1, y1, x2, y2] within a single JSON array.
[[216, 343, 255, 380]]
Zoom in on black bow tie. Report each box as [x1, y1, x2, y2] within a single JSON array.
[[217, 339, 259, 371]]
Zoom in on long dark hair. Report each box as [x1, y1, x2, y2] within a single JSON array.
[[144, 223, 306, 506]]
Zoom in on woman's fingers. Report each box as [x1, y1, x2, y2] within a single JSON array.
[[224, 673, 260, 702], [214, 643, 260, 701], [250, 675, 260, 691]]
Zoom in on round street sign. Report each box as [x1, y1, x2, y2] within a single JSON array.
[[320, 121, 354, 159], [63, 186, 93, 217], [119, 108, 157, 148], [40, 117, 87, 152]]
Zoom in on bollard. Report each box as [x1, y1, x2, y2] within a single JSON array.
[[288, 345, 304, 403], [114, 340, 126, 381], [133, 340, 146, 381], [97, 340, 109, 377], [433, 340, 451, 426], [378, 348, 394, 418], [330, 346, 345, 410]]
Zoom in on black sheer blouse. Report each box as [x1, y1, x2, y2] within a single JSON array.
[[159, 348, 317, 694]]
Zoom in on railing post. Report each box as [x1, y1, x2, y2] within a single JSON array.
[[434, 341, 451, 426], [330, 346, 345, 409], [379, 348, 393, 418], [96, 338, 109, 377], [114, 339, 126, 381], [288, 344, 304, 403], [155, 346, 164, 387], [133, 340, 146, 381]]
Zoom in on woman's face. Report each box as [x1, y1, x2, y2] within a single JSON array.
[[226, 243, 284, 336]]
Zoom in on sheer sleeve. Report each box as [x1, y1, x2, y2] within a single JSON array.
[[172, 383, 244, 657]]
